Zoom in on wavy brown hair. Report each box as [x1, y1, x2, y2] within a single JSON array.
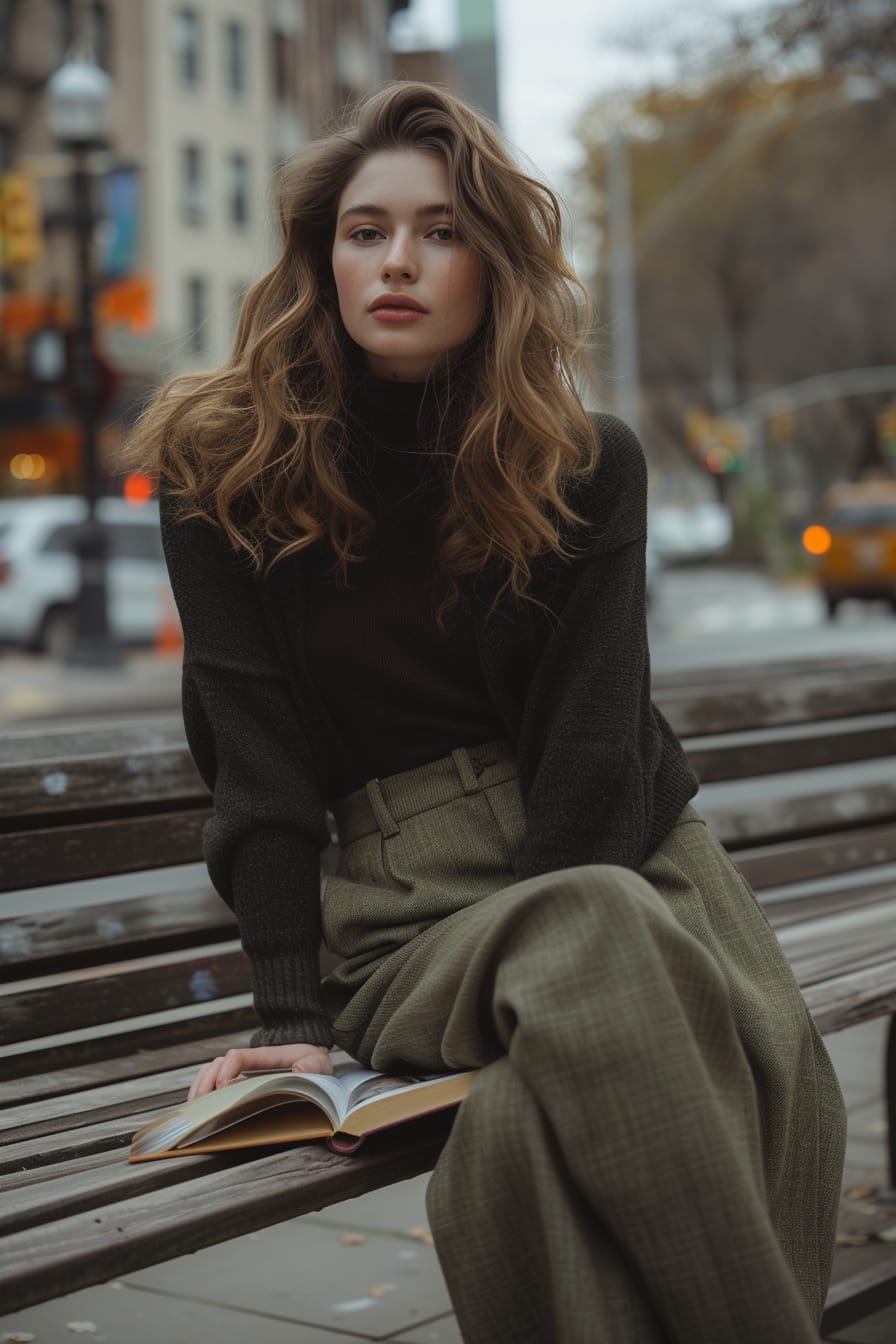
[[123, 80, 599, 613]]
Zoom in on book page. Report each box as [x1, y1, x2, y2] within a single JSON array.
[[340, 1071, 478, 1138], [131, 1071, 348, 1157]]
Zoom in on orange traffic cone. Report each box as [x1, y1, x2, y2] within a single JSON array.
[[155, 585, 183, 657]]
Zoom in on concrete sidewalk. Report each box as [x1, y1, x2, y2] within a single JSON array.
[[0, 651, 182, 727], [2, 1019, 893, 1343]]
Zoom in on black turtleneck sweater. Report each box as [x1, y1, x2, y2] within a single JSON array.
[[160, 394, 699, 1049], [305, 377, 505, 795]]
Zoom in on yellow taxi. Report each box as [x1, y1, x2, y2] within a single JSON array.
[[803, 478, 896, 619]]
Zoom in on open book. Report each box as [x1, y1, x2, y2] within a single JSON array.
[[130, 1063, 477, 1161]]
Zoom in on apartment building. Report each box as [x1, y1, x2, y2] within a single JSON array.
[[0, 0, 402, 486]]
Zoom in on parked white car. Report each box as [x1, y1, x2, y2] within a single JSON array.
[[0, 495, 172, 658], [649, 500, 733, 560]]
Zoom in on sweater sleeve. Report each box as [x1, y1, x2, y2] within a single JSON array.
[[160, 487, 333, 1048], [515, 415, 697, 877]]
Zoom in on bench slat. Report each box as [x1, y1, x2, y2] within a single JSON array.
[[1, 714, 187, 763], [0, 1031, 252, 1112], [0, 1111, 455, 1317], [734, 822, 896, 890], [0, 1146, 241, 1240], [701, 762, 896, 849], [658, 669, 896, 736], [0, 1063, 200, 1146], [0, 942, 251, 1047], [0, 810, 208, 891], [800, 958, 896, 1033], [0, 886, 232, 978], [0, 745, 207, 820], [651, 655, 893, 690], [0, 1104, 180, 1176], [684, 713, 896, 783], [0, 998, 257, 1084]]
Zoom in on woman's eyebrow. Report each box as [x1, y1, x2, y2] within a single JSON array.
[[337, 202, 454, 224]]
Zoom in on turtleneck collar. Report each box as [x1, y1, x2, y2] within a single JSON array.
[[348, 373, 440, 453]]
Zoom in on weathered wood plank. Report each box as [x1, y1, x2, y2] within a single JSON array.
[[0, 886, 232, 978], [735, 822, 896, 890], [0, 942, 251, 1047], [0, 1146, 241, 1239], [684, 713, 896, 783], [0, 744, 207, 820], [0, 1111, 456, 1316], [0, 1031, 252, 1111], [764, 873, 896, 927], [1, 713, 186, 764], [0, 1105, 178, 1175], [0, 998, 257, 1084], [658, 669, 896, 736], [0, 1063, 199, 1146], [651, 654, 891, 691], [777, 896, 896, 985], [800, 959, 896, 1034], [0, 809, 209, 891], [701, 762, 896, 849]]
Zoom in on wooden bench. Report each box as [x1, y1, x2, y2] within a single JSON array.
[[2, 655, 895, 1337]]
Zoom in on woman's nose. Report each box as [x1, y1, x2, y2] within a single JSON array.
[[381, 234, 417, 281]]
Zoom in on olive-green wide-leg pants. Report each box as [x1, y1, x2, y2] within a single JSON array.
[[320, 741, 846, 1344]]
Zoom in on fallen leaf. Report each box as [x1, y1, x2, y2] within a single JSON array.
[[3, 1333, 37, 1342], [66, 1326, 97, 1336], [405, 1226, 434, 1246], [846, 1184, 878, 1200], [339, 1232, 366, 1246], [835, 1233, 869, 1247], [370, 1286, 386, 1299]]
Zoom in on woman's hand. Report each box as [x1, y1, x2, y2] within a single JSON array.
[[187, 1043, 334, 1101]]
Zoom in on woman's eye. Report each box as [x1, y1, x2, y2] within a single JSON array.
[[350, 227, 381, 242], [429, 227, 455, 242]]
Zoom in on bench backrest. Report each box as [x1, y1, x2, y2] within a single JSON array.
[[2, 657, 895, 1079]]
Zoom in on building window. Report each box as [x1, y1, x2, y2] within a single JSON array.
[[224, 20, 247, 97], [173, 7, 202, 89], [271, 31, 295, 104], [180, 143, 207, 225], [186, 275, 208, 353], [227, 152, 250, 230], [53, 0, 75, 60], [86, 1, 111, 70]]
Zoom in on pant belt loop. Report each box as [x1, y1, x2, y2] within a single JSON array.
[[451, 747, 482, 795], [364, 778, 400, 838]]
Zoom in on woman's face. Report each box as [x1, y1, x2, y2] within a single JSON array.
[[331, 148, 485, 381]]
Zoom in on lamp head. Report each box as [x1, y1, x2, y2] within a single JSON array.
[[47, 55, 113, 149]]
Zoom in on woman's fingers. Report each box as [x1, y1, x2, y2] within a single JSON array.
[[186, 1043, 333, 1100]]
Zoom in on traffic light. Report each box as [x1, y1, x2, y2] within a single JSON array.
[[685, 408, 747, 474], [0, 172, 43, 265]]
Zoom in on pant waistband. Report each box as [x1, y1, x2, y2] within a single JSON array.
[[334, 740, 517, 845]]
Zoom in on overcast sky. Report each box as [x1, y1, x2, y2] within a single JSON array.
[[392, 0, 770, 197]]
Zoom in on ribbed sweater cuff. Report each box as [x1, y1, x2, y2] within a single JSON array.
[[248, 955, 334, 1049], [229, 830, 333, 1049]]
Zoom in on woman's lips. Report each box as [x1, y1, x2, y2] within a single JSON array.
[[369, 295, 428, 323], [370, 305, 427, 323]]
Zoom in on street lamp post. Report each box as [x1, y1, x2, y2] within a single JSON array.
[[47, 53, 120, 667]]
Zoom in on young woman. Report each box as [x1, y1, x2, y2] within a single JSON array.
[[127, 81, 845, 1343]]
